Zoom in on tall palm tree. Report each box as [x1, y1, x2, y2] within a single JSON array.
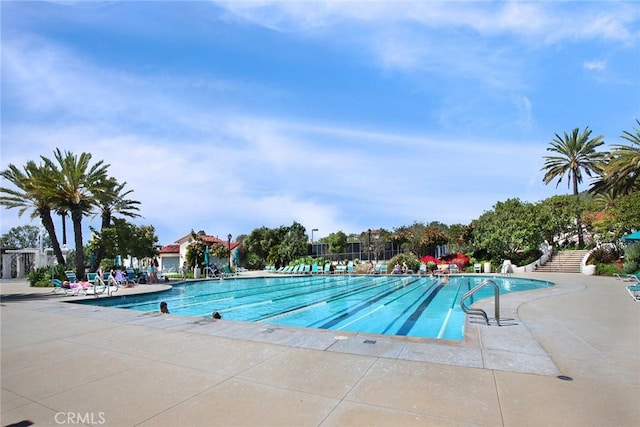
[[42, 149, 110, 279], [605, 120, 640, 195], [0, 161, 67, 264], [91, 178, 141, 269], [542, 127, 607, 247]]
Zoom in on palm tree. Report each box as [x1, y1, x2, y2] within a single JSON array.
[[0, 161, 67, 264], [42, 149, 110, 279], [542, 127, 607, 247], [91, 178, 141, 269], [605, 120, 640, 195]]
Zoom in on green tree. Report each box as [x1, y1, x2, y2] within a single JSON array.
[[0, 160, 66, 264], [43, 149, 110, 279], [91, 179, 141, 269], [327, 231, 347, 255], [243, 226, 281, 268], [420, 227, 448, 257], [0, 225, 52, 249], [542, 127, 607, 246], [278, 221, 307, 265], [88, 218, 158, 265], [471, 198, 543, 263], [596, 120, 640, 196], [536, 195, 583, 246], [609, 192, 640, 236]]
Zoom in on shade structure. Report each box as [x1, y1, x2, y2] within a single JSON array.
[[621, 231, 640, 241], [204, 245, 210, 266]]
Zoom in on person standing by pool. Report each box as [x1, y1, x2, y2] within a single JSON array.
[[160, 302, 169, 314]]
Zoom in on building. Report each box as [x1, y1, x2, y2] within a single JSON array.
[[157, 232, 239, 272]]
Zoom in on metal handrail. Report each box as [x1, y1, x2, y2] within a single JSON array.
[[460, 279, 500, 326]]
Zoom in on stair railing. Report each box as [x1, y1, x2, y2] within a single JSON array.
[[460, 279, 500, 326]]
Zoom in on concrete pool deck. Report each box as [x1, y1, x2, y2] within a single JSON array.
[[1, 272, 638, 426]]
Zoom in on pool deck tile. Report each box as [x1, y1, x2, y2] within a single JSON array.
[[2, 272, 639, 426]]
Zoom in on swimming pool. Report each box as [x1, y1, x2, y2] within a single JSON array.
[[74, 274, 553, 341]]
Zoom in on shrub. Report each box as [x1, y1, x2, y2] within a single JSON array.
[[589, 245, 622, 264], [510, 249, 542, 267], [28, 264, 69, 287], [442, 252, 471, 270], [595, 263, 622, 276], [388, 253, 421, 272], [623, 242, 640, 274]]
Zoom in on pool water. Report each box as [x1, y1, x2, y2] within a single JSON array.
[[74, 274, 553, 341]]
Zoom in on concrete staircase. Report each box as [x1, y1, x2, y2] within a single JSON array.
[[536, 250, 589, 273]]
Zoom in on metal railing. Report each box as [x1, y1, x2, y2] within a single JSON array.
[[460, 279, 500, 326]]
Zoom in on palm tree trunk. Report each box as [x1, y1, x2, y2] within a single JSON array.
[[71, 207, 85, 280], [93, 211, 111, 270], [61, 211, 67, 246], [573, 176, 584, 247], [40, 207, 66, 265]]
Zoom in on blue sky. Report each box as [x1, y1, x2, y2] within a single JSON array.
[[1, 1, 639, 248]]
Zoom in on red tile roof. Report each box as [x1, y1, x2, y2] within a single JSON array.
[[159, 244, 180, 254]]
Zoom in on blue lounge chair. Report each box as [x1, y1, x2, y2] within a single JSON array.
[[311, 264, 319, 274], [419, 263, 427, 274], [347, 262, 354, 274], [223, 265, 237, 277], [51, 279, 85, 296], [323, 264, 331, 274]]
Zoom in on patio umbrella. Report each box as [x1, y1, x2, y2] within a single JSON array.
[[622, 231, 640, 241], [204, 245, 210, 267]]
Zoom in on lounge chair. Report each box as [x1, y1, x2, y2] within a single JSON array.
[[323, 263, 331, 274], [435, 264, 449, 275], [223, 265, 237, 277], [347, 262, 354, 274], [500, 260, 512, 275], [335, 265, 346, 274], [84, 274, 106, 296], [302, 264, 311, 274], [311, 264, 319, 274], [418, 263, 427, 275], [627, 285, 640, 301], [615, 274, 639, 283], [474, 263, 482, 273], [51, 279, 85, 296], [379, 265, 388, 274]]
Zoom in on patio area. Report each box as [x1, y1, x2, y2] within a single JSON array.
[[1, 272, 638, 426]]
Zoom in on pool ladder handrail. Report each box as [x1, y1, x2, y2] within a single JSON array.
[[460, 279, 500, 326]]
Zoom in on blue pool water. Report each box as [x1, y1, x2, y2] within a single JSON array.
[[73, 274, 553, 341]]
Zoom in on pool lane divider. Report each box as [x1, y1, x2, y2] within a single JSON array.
[[246, 276, 402, 323], [317, 277, 427, 330], [436, 278, 466, 339]]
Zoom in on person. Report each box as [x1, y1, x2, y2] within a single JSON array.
[[368, 261, 375, 274], [212, 311, 222, 319], [160, 301, 169, 314], [212, 264, 220, 277], [392, 263, 403, 274], [181, 262, 187, 279], [402, 262, 409, 274]]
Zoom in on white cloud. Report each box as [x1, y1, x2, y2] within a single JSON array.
[[4, 2, 629, 246], [515, 95, 534, 132], [584, 60, 607, 72]]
